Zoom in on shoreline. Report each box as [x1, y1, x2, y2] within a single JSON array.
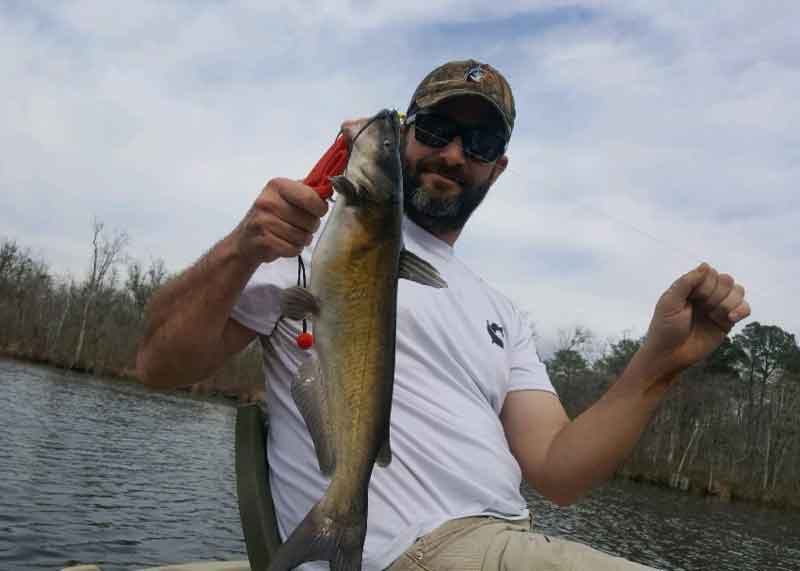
[[614, 470, 800, 513], [0, 350, 263, 405]]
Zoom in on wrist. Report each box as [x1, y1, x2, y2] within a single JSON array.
[[227, 226, 267, 274], [620, 345, 681, 395]]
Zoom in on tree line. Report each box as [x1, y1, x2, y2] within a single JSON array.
[[2, 225, 799, 507], [0, 224, 264, 401]]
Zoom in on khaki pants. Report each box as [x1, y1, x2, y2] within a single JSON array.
[[386, 516, 658, 571]]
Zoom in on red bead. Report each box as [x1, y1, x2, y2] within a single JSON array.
[[296, 332, 314, 349]]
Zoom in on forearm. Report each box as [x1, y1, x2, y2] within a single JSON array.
[[538, 350, 674, 505], [137, 232, 258, 387]]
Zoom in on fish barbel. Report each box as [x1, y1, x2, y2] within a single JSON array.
[[271, 109, 447, 571]]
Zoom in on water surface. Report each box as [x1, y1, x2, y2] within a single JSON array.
[[1, 359, 798, 570]]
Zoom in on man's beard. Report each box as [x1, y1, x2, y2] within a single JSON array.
[[402, 141, 495, 235]]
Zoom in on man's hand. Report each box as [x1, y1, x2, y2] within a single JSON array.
[[234, 178, 329, 266], [640, 263, 751, 381]]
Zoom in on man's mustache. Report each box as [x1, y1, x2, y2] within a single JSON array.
[[416, 157, 468, 186]]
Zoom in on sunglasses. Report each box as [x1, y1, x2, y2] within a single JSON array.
[[405, 112, 507, 163]]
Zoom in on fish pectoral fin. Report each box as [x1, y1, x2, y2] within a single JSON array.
[[376, 435, 392, 468], [399, 248, 448, 288], [330, 175, 360, 200], [280, 286, 320, 320], [291, 355, 336, 476]]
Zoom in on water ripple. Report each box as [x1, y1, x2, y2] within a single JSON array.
[[2, 358, 799, 571]]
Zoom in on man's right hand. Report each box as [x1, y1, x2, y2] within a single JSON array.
[[235, 178, 329, 266]]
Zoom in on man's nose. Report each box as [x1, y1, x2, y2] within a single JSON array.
[[438, 135, 467, 167]]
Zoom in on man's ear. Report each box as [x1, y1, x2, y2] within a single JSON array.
[[489, 155, 509, 185]]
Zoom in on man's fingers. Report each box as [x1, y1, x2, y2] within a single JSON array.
[[274, 178, 330, 219], [701, 274, 734, 331], [237, 178, 329, 264], [275, 199, 323, 234], [702, 273, 734, 310], [266, 215, 314, 250], [713, 283, 748, 323], [729, 299, 752, 323], [668, 263, 711, 301], [263, 230, 305, 259], [703, 280, 748, 332], [689, 265, 719, 304]]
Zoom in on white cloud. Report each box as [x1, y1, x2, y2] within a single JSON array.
[[1, 1, 797, 348]]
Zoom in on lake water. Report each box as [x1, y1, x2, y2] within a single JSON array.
[[2, 359, 799, 571]]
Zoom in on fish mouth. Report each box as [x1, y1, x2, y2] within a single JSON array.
[[350, 109, 400, 148]]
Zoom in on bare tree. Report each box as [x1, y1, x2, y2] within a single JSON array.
[[71, 219, 129, 369]]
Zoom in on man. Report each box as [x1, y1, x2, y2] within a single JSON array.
[[137, 60, 750, 570]]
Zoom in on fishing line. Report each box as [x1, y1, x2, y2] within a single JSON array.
[[294, 253, 315, 350], [570, 199, 704, 265], [570, 196, 782, 299], [297, 253, 308, 322], [563, 195, 769, 325]]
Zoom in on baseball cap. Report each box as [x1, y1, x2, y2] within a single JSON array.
[[406, 59, 516, 136]]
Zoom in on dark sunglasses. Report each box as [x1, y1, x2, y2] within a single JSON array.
[[405, 112, 507, 163]]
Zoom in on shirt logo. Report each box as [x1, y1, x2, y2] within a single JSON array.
[[464, 65, 485, 83], [486, 321, 504, 348]]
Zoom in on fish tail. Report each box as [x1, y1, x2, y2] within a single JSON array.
[[267, 499, 367, 571]]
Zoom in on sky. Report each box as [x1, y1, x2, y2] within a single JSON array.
[[2, 1, 798, 356]]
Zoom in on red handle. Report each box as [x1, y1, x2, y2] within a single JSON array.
[[303, 135, 349, 200]]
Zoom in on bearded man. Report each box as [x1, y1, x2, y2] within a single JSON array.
[[137, 60, 750, 571]]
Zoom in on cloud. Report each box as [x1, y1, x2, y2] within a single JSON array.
[[1, 1, 797, 348]]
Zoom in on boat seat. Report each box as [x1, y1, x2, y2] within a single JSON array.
[[235, 403, 282, 571]]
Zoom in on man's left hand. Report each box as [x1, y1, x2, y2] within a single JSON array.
[[639, 263, 751, 381]]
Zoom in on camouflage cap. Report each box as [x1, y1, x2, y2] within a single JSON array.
[[407, 59, 516, 136]]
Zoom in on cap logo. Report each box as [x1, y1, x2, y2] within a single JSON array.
[[464, 65, 485, 83]]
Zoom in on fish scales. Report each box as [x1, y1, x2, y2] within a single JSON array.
[[315, 205, 400, 510]]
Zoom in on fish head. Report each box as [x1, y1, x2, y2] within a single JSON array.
[[342, 109, 403, 204]]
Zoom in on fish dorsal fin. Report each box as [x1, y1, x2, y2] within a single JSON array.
[[329, 175, 360, 201], [398, 248, 448, 288], [291, 354, 336, 476], [280, 286, 320, 320], [376, 435, 392, 468]]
